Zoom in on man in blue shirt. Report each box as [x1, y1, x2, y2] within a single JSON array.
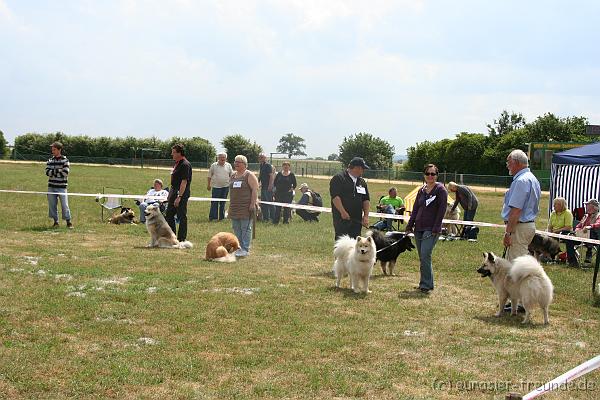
[[501, 149, 541, 261]]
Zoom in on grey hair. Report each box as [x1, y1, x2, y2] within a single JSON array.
[[553, 197, 567, 210], [508, 149, 529, 166], [217, 152, 227, 158], [234, 155, 248, 165]]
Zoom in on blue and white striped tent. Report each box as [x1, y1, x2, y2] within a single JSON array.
[[550, 142, 600, 215]]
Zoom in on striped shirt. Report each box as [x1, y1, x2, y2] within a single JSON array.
[[46, 155, 70, 188]]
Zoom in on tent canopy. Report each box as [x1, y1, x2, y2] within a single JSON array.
[[552, 142, 600, 165]]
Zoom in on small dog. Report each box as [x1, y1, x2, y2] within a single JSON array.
[[528, 233, 561, 261], [108, 207, 136, 224], [477, 252, 554, 324], [443, 203, 460, 236], [144, 204, 193, 249], [333, 235, 377, 293], [205, 232, 240, 262], [367, 229, 415, 275]]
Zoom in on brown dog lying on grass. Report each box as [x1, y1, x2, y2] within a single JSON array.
[[205, 232, 240, 262], [108, 207, 137, 225]]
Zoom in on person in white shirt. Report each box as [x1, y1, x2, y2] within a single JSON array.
[[137, 179, 169, 223], [208, 152, 234, 221]]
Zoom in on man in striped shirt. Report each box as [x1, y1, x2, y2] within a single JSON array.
[[46, 141, 73, 228]]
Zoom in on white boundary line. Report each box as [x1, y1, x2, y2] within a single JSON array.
[[521, 355, 600, 399], [1, 189, 599, 245]]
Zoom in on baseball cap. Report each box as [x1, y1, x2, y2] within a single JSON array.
[[348, 157, 370, 169]]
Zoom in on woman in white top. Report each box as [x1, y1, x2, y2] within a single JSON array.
[[138, 179, 169, 222]]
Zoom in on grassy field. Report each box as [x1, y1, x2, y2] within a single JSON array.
[[0, 162, 598, 399]]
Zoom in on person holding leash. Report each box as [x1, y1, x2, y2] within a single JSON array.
[[329, 157, 371, 240]]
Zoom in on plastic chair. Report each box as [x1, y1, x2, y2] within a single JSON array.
[[98, 187, 125, 221]]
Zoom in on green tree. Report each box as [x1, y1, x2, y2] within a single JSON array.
[[0, 130, 7, 157], [167, 137, 216, 164], [525, 113, 589, 142], [487, 110, 526, 139], [445, 133, 488, 173], [338, 132, 394, 170], [221, 134, 263, 163], [327, 153, 338, 161], [276, 133, 307, 158]]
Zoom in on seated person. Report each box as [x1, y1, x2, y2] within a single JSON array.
[[565, 199, 600, 266], [547, 197, 573, 234], [371, 187, 405, 231], [137, 179, 169, 223], [296, 183, 320, 222]]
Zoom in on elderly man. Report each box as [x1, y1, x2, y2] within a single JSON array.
[[207, 152, 233, 221], [502, 149, 541, 261], [329, 157, 371, 240]]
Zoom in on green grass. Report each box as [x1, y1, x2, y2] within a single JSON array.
[[0, 161, 599, 399]]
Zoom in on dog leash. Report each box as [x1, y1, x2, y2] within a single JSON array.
[[502, 246, 508, 258], [375, 238, 404, 254]]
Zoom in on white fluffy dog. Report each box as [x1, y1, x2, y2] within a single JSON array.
[[478, 252, 554, 324], [333, 235, 377, 293]]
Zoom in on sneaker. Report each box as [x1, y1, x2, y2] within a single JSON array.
[[234, 249, 249, 257], [66, 221, 74, 229], [467, 238, 478, 242], [52, 221, 59, 228]]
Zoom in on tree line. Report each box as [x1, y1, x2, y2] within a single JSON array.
[[405, 111, 592, 175], [6, 110, 593, 173]]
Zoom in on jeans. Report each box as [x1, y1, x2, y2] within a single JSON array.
[[566, 229, 598, 264], [209, 186, 229, 221], [260, 187, 274, 222], [373, 205, 395, 230], [414, 230, 439, 290], [47, 187, 71, 222], [273, 191, 293, 224], [297, 209, 319, 222], [461, 208, 477, 237], [232, 218, 252, 252], [166, 198, 188, 242]]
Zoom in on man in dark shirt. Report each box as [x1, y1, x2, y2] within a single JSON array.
[[166, 143, 192, 242], [258, 153, 275, 222], [329, 157, 371, 240]]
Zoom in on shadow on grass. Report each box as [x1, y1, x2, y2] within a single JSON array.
[[397, 289, 431, 299], [326, 285, 370, 299], [473, 314, 545, 328], [22, 226, 62, 232], [311, 270, 335, 279]]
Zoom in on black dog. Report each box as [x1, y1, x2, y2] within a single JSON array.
[[528, 233, 561, 261], [368, 229, 415, 275]]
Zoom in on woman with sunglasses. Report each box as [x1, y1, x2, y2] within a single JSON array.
[[405, 164, 448, 293]]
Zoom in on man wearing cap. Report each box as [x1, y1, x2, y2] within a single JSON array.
[[137, 179, 169, 223], [46, 141, 73, 229], [329, 157, 371, 240], [502, 149, 541, 261], [296, 183, 320, 222]]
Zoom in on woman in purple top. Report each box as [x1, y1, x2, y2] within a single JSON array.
[[405, 164, 448, 293]]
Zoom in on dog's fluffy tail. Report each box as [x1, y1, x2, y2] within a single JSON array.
[[510, 255, 547, 281], [334, 235, 355, 261], [174, 241, 194, 249]]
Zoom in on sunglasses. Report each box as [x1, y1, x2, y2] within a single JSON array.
[[424, 172, 438, 176]]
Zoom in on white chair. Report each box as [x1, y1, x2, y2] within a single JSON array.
[[98, 187, 125, 221]]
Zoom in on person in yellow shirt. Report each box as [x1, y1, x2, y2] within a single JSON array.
[[547, 197, 573, 234]]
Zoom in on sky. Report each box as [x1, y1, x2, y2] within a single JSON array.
[[2, 0, 600, 157]]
